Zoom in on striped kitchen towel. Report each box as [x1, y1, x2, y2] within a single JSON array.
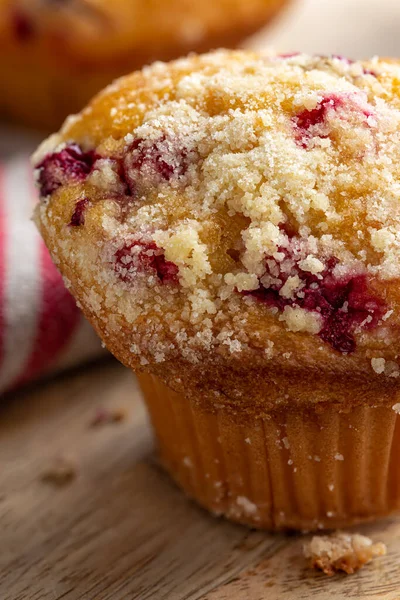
[[0, 147, 104, 396]]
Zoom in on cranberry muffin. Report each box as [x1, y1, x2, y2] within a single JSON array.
[[0, 0, 289, 130], [33, 50, 400, 530]]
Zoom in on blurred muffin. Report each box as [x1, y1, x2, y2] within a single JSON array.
[[0, 0, 289, 130], [33, 50, 400, 530]]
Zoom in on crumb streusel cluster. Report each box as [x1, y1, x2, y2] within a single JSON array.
[[304, 532, 387, 576]]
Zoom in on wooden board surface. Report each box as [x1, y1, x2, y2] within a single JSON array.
[[1, 359, 400, 600]]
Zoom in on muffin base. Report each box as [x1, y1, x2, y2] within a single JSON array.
[[137, 373, 400, 531]]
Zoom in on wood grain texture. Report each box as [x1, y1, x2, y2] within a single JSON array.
[[0, 359, 400, 599]]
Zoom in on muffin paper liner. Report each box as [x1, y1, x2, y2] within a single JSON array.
[[138, 372, 400, 531]]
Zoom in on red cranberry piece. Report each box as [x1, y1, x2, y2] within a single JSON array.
[[293, 94, 374, 148], [247, 287, 286, 311], [319, 311, 356, 354], [130, 138, 176, 180], [37, 144, 99, 197], [69, 198, 90, 227], [123, 137, 189, 192], [114, 241, 179, 284], [245, 244, 386, 354], [331, 54, 353, 64], [11, 10, 35, 41], [293, 95, 343, 147], [278, 52, 301, 59]]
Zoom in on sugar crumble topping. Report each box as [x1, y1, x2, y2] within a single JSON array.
[[33, 51, 400, 368], [235, 496, 260, 519], [371, 357, 386, 374]]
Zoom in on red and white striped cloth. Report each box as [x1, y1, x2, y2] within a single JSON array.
[[0, 132, 104, 396]]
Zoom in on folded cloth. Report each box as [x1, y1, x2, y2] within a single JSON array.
[[0, 132, 104, 396]]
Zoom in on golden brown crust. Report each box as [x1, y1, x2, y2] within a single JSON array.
[[0, 0, 289, 129], [33, 51, 400, 411], [37, 217, 400, 415]]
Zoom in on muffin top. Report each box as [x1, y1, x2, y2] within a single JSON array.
[[33, 51, 400, 408], [0, 0, 285, 65]]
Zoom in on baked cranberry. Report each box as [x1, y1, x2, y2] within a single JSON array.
[[122, 137, 189, 192], [278, 53, 301, 58], [245, 248, 386, 354], [319, 311, 356, 354], [37, 144, 99, 197], [331, 54, 353, 64], [114, 241, 179, 284], [292, 94, 374, 148], [293, 96, 344, 147], [69, 198, 90, 227]]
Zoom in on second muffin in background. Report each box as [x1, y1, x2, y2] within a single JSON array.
[[0, 0, 289, 130], [33, 50, 400, 530]]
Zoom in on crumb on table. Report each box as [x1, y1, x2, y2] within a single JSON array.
[[304, 531, 387, 576], [40, 456, 77, 487], [89, 407, 126, 428]]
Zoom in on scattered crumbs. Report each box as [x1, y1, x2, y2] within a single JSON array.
[[392, 403, 400, 414], [244, 437, 252, 445], [89, 407, 126, 427], [304, 532, 387, 576], [382, 309, 393, 321], [313, 455, 321, 462], [183, 456, 193, 468], [264, 340, 274, 359], [279, 306, 322, 335], [328, 484, 335, 492], [282, 437, 290, 450], [41, 456, 76, 487], [288, 459, 293, 465], [236, 496, 258, 516], [371, 357, 386, 374], [334, 453, 344, 461]]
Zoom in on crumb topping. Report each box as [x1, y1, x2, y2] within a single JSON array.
[[304, 532, 387, 576], [33, 51, 400, 369]]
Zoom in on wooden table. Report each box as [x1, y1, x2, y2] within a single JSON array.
[[1, 359, 400, 600]]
